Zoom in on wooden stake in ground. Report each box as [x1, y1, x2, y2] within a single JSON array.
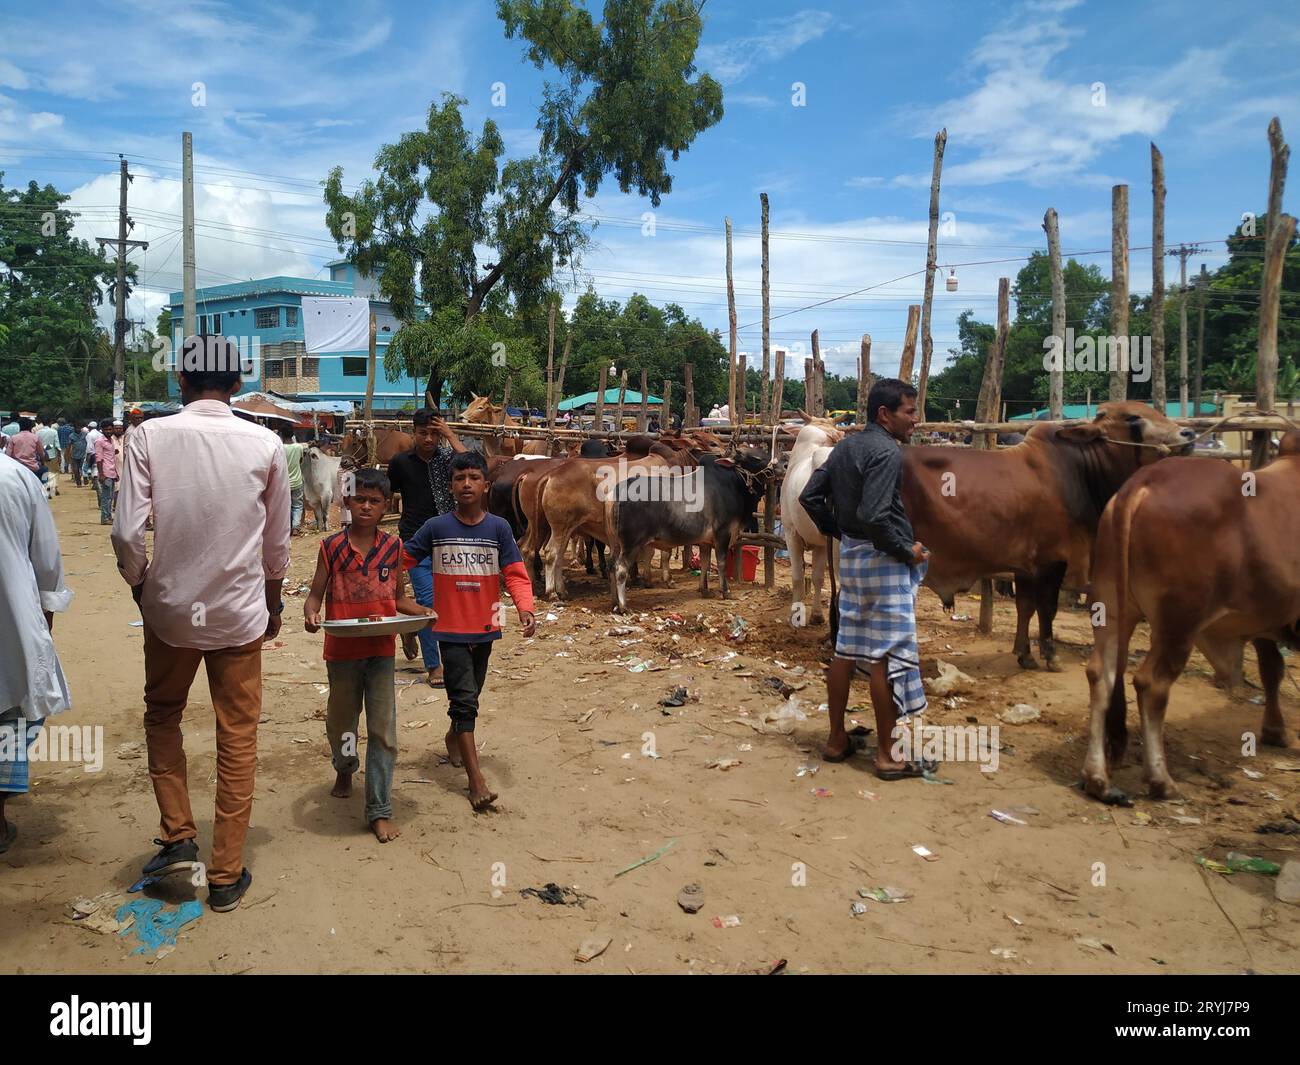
[[771, 349, 785, 424], [1043, 208, 1065, 419], [857, 334, 871, 426], [364, 312, 378, 465], [1178, 246, 1190, 416], [615, 370, 628, 431], [764, 345, 784, 591], [917, 128, 947, 415], [555, 334, 570, 423], [639, 369, 649, 432], [804, 357, 814, 416], [1253, 117, 1293, 469], [974, 279, 1010, 635], [760, 192, 771, 419], [595, 364, 607, 430], [1110, 183, 1130, 401], [737, 355, 747, 427], [898, 305, 920, 383], [810, 329, 823, 415], [662, 380, 672, 429], [545, 299, 556, 427], [500, 375, 513, 426], [684, 363, 695, 427], [1194, 263, 1207, 416], [1150, 145, 1166, 411], [726, 216, 738, 424]]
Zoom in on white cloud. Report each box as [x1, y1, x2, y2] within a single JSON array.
[[698, 10, 834, 85], [28, 111, 63, 131], [0, 59, 29, 89]]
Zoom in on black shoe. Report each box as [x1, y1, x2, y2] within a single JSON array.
[[142, 837, 199, 877], [208, 868, 252, 913]]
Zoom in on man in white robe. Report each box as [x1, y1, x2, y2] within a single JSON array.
[[0, 450, 73, 852]]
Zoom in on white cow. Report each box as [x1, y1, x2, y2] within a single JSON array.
[[303, 444, 346, 531], [780, 423, 841, 626]]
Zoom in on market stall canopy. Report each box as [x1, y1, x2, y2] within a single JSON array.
[[231, 393, 299, 425], [557, 388, 663, 412]]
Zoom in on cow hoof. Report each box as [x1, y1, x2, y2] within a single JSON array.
[[1044, 658, 1065, 674], [1016, 653, 1040, 670], [1260, 727, 1290, 748], [1146, 779, 1179, 801], [1102, 786, 1134, 807]]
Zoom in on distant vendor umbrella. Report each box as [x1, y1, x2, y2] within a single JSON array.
[[557, 388, 663, 412]]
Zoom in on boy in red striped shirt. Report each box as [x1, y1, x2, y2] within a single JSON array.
[[403, 451, 535, 810], [304, 468, 433, 841]]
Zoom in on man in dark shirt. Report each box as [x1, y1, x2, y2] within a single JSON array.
[[804, 379, 931, 777], [386, 409, 466, 686]]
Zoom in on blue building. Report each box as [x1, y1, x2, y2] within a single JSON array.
[[167, 261, 426, 411]]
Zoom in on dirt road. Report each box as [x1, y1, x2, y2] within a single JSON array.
[[2, 481, 1297, 973]]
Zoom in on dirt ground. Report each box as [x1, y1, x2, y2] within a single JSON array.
[[2, 480, 1298, 975]]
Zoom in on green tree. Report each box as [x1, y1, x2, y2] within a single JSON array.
[[0, 174, 119, 415], [323, 0, 723, 404]]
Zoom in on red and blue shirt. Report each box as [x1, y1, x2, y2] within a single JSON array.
[[319, 529, 403, 661], [403, 512, 534, 643]]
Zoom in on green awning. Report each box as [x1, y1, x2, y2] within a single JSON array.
[[557, 388, 664, 412]]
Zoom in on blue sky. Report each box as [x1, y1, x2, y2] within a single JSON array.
[[1, 0, 1297, 395]]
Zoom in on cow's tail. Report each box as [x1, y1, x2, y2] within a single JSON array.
[[510, 472, 529, 538], [1105, 483, 1148, 754], [530, 473, 555, 564]]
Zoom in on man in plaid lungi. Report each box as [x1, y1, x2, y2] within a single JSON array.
[[801, 379, 932, 779]]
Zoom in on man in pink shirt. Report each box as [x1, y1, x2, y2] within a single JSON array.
[[4, 418, 44, 478], [111, 336, 291, 912], [94, 423, 120, 525]]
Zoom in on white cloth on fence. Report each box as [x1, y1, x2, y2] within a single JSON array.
[[301, 296, 370, 353]]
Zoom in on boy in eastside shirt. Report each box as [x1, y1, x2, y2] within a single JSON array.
[[403, 451, 535, 810], [304, 468, 433, 842]]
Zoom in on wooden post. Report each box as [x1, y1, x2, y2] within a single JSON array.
[[500, 375, 513, 425], [726, 216, 738, 424], [639, 368, 649, 431], [810, 329, 823, 415], [764, 346, 783, 590], [616, 370, 628, 431], [1253, 117, 1293, 469], [771, 349, 785, 423], [1178, 247, 1190, 416], [917, 128, 947, 415], [364, 312, 378, 466], [1043, 208, 1066, 419], [1150, 145, 1166, 411], [760, 192, 771, 420], [545, 299, 556, 427], [663, 379, 672, 429], [1110, 183, 1130, 401], [737, 355, 747, 427], [974, 279, 1010, 635], [555, 334, 570, 422], [857, 334, 871, 425], [1194, 263, 1207, 416], [595, 364, 607, 430], [684, 363, 695, 427], [804, 357, 814, 416], [898, 304, 920, 383]]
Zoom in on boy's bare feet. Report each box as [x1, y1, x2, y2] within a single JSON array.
[[468, 774, 498, 811], [427, 666, 445, 688], [444, 728, 463, 767], [370, 818, 400, 842], [331, 771, 352, 798]]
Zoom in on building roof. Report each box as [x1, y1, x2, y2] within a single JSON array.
[[168, 276, 352, 304], [558, 388, 664, 411], [1011, 400, 1220, 421]]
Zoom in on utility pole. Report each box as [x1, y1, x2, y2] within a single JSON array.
[[1168, 243, 1207, 416], [96, 156, 147, 421], [182, 132, 197, 343]]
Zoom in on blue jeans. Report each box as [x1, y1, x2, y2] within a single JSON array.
[[407, 556, 441, 671], [97, 477, 117, 522], [290, 486, 304, 532], [324, 657, 397, 823]]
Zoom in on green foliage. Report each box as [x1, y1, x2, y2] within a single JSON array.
[[0, 174, 120, 416]]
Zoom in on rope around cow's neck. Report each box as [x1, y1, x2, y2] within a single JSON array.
[[1101, 408, 1300, 455]]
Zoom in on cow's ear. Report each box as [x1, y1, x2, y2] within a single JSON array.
[[715, 457, 735, 468], [1056, 423, 1106, 444]]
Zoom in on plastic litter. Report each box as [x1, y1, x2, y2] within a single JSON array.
[[850, 902, 867, 917], [1224, 852, 1282, 875], [711, 914, 742, 928], [990, 809, 1028, 826], [990, 947, 1017, 959], [575, 935, 612, 962], [859, 886, 910, 903], [927, 660, 975, 696], [726, 617, 749, 643], [999, 703, 1042, 725], [912, 845, 939, 862], [114, 898, 202, 956], [759, 695, 807, 736]]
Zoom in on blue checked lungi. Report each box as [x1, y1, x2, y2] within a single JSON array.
[[0, 708, 41, 794], [835, 536, 928, 719]]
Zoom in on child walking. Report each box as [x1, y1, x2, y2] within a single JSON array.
[[402, 451, 535, 810], [304, 468, 433, 841]]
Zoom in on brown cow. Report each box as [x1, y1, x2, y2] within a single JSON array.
[[903, 401, 1195, 670], [1080, 432, 1300, 804], [340, 426, 414, 465]]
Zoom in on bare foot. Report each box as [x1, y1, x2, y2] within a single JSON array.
[[427, 667, 445, 688], [331, 771, 352, 798], [467, 768, 497, 810], [370, 818, 400, 843], [444, 729, 463, 767]]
